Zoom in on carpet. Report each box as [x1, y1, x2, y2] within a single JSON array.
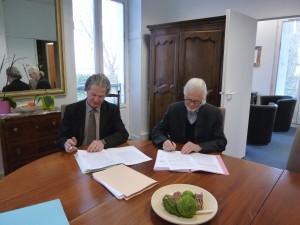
[[243, 127, 297, 170]]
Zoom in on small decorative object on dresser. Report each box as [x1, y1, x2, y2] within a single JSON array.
[[34, 94, 55, 110]]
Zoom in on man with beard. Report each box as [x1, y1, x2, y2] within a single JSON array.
[[151, 78, 227, 154]]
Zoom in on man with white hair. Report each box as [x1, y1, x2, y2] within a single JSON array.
[[151, 78, 227, 153], [28, 67, 51, 89]]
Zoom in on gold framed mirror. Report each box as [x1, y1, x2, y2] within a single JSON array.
[[0, 0, 66, 99]]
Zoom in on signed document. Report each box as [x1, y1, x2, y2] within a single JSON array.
[[75, 146, 152, 173], [154, 150, 229, 175]]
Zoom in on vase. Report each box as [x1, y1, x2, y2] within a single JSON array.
[[41, 95, 55, 110], [0, 101, 11, 114]]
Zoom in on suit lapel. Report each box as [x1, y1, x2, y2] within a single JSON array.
[[178, 103, 187, 139], [99, 101, 108, 137], [77, 101, 86, 143]]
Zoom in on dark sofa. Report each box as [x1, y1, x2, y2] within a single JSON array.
[[260, 95, 297, 132]]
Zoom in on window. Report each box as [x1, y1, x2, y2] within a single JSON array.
[[72, 0, 126, 104], [275, 19, 300, 97]]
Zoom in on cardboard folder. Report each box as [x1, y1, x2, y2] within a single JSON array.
[[93, 164, 158, 200]]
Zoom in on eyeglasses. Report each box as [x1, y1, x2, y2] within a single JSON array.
[[184, 99, 203, 105]]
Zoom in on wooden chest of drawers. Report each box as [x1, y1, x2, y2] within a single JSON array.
[[0, 111, 61, 175]]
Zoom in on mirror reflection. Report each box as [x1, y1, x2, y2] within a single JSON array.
[[0, 0, 65, 99]]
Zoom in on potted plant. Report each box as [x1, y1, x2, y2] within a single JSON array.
[[0, 55, 17, 114], [34, 93, 55, 110]]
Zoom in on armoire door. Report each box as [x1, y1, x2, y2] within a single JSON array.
[[178, 30, 224, 106], [148, 34, 179, 132]]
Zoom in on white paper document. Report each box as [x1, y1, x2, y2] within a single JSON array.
[[154, 150, 229, 175], [75, 146, 152, 173]]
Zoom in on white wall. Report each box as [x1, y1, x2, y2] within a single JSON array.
[[252, 20, 279, 96], [166, 0, 300, 22], [54, 0, 77, 106], [128, 0, 168, 139]]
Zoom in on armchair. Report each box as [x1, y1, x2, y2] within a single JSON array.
[[247, 104, 278, 145], [260, 95, 297, 132]]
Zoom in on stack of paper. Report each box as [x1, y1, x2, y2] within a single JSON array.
[[75, 145, 152, 173], [93, 164, 158, 200], [154, 150, 229, 175], [0, 199, 69, 225]]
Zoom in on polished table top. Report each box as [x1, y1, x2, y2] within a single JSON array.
[[252, 169, 300, 225], [0, 140, 286, 225]]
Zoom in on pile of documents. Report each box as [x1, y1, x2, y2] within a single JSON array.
[[93, 164, 158, 200], [75, 146, 152, 173], [154, 150, 229, 175]]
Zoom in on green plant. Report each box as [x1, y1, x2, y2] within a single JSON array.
[[34, 94, 55, 110]]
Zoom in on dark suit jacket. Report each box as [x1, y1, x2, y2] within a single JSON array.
[[2, 79, 31, 92], [36, 77, 51, 89], [151, 101, 227, 153], [56, 99, 129, 149]]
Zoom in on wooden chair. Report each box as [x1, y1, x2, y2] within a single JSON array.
[[106, 90, 121, 108], [61, 104, 67, 120], [286, 126, 300, 173]]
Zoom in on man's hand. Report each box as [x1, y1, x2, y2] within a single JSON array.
[[87, 140, 105, 152], [65, 137, 78, 153], [181, 141, 202, 154], [162, 140, 176, 151]]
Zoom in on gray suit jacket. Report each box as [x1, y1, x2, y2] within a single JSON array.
[[151, 101, 227, 153], [56, 99, 129, 149]]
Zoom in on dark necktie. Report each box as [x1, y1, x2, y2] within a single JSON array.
[[87, 109, 96, 144]]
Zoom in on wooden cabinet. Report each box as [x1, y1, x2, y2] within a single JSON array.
[[147, 16, 226, 131], [0, 111, 61, 175]]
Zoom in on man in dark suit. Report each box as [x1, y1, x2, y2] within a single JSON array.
[[151, 78, 227, 153], [56, 73, 129, 153], [2, 67, 31, 92]]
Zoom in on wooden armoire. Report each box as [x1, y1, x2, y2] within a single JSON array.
[[147, 16, 226, 132]]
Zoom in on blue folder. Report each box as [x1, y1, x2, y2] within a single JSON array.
[[0, 199, 69, 225]]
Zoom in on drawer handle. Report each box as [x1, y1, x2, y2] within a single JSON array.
[[16, 148, 22, 155], [34, 125, 40, 130], [13, 127, 19, 133], [52, 121, 57, 126]]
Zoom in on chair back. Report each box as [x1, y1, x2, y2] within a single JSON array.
[[219, 107, 225, 130], [260, 95, 293, 105], [286, 127, 300, 173], [106, 90, 120, 108], [247, 104, 278, 145], [274, 99, 297, 131]]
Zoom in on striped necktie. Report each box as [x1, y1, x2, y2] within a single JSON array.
[[87, 108, 97, 144]]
